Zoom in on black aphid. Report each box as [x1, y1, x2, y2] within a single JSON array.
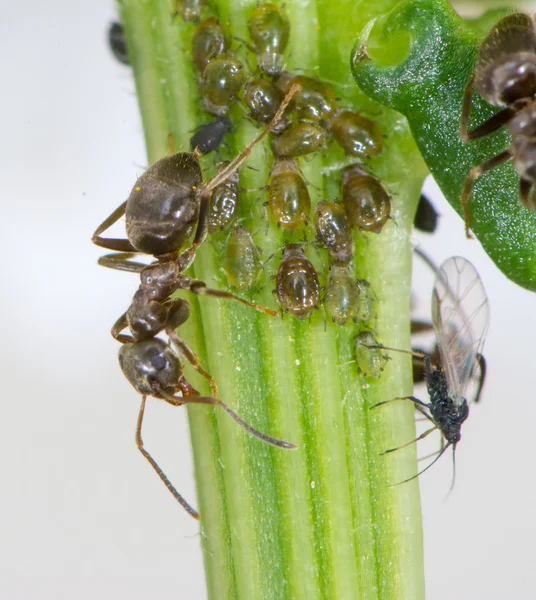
[[108, 22, 129, 66], [414, 193, 438, 233], [190, 116, 232, 155]]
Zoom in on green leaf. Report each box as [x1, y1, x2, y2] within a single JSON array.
[[352, 0, 536, 291]]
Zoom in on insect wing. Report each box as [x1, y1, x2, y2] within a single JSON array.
[[431, 257, 489, 404]]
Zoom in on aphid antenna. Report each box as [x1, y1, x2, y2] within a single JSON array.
[[387, 442, 452, 487]]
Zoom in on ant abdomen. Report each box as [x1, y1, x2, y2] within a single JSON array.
[[341, 165, 391, 234], [125, 153, 202, 256], [119, 338, 182, 398], [313, 201, 353, 263], [267, 159, 311, 230], [275, 245, 320, 319]]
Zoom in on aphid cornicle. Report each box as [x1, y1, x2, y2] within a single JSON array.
[[460, 13, 536, 236], [414, 193, 439, 233], [274, 244, 320, 319], [272, 122, 328, 158], [224, 225, 262, 290], [203, 52, 246, 116], [108, 22, 129, 66], [325, 263, 361, 326], [341, 165, 391, 233], [330, 110, 383, 158], [247, 3, 290, 75], [243, 78, 289, 132], [267, 159, 311, 230], [276, 74, 337, 123], [190, 116, 232, 155], [355, 331, 389, 378], [191, 17, 229, 74], [208, 162, 239, 233], [366, 256, 489, 486], [313, 201, 353, 263]]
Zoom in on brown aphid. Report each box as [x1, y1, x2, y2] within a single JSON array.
[[341, 165, 391, 233], [276, 73, 337, 123], [203, 52, 246, 116], [272, 122, 328, 158], [192, 17, 229, 74], [325, 263, 361, 325], [460, 13, 536, 236], [313, 201, 353, 263], [224, 225, 262, 290], [267, 160, 311, 230], [330, 111, 383, 158], [275, 244, 320, 319], [208, 162, 238, 233], [248, 3, 290, 75], [243, 78, 290, 132], [173, 0, 205, 21]]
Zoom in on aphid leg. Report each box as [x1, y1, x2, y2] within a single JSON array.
[[165, 301, 219, 397], [460, 149, 512, 238], [519, 178, 533, 210], [381, 426, 437, 455], [111, 311, 133, 343], [135, 395, 200, 519], [92, 200, 137, 251], [388, 442, 452, 487], [370, 395, 430, 411], [98, 252, 147, 274], [187, 279, 278, 317], [473, 353, 487, 404], [158, 389, 297, 450]]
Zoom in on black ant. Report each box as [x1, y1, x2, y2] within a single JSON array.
[[460, 13, 536, 237]]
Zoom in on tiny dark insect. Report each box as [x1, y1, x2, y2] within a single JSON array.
[[189, 116, 232, 155], [274, 244, 320, 319], [108, 21, 129, 66], [414, 193, 439, 233], [362, 257, 489, 486], [460, 13, 536, 237]]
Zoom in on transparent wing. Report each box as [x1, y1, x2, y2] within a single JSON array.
[[431, 257, 489, 405]]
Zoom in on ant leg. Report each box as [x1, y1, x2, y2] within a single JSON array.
[[92, 200, 137, 251], [165, 301, 219, 397], [473, 353, 487, 404], [370, 395, 431, 410], [381, 426, 437, 455], [135, 395, 200, 519], [111, 312, 133, 343], [185, 279, 277, 317], [519, 178, 533, 210], [460, 149, 512, 238], [98, 252, 146, 274], [158, 390, 297, 450]]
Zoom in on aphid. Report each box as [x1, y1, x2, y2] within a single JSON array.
[[325, 263, 361, 325], [355, 331, 389, 377], [208, 162, 238, 233], [341, 165, 391, 233], [93, 83, 300, 271], [267, 159, 311, 230], [274, 244, 320, 319], [276, 74, 337, 123], [191, 17, 229, 74], [272, 122, 328, 158], [367, 257, 489, 486], [313, 201, 353, 263], [190, 117, 232, 155], [414, 193, 439, 233], [354, 279, 376, 322], [173, 0, 205, 22], [460, 13, 536, 236], [247, 3, 290, 75], [224, 225, 262, 290], [108, 22, 129, 66], [330, 110, 383, 158], [203, 52, 246, 116], [243, 78, 290, 132]]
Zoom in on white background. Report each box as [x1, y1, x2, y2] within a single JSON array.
[[2, 2, 535, 598]]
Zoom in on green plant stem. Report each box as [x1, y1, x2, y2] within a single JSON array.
[[119, 0, 427, 598]]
